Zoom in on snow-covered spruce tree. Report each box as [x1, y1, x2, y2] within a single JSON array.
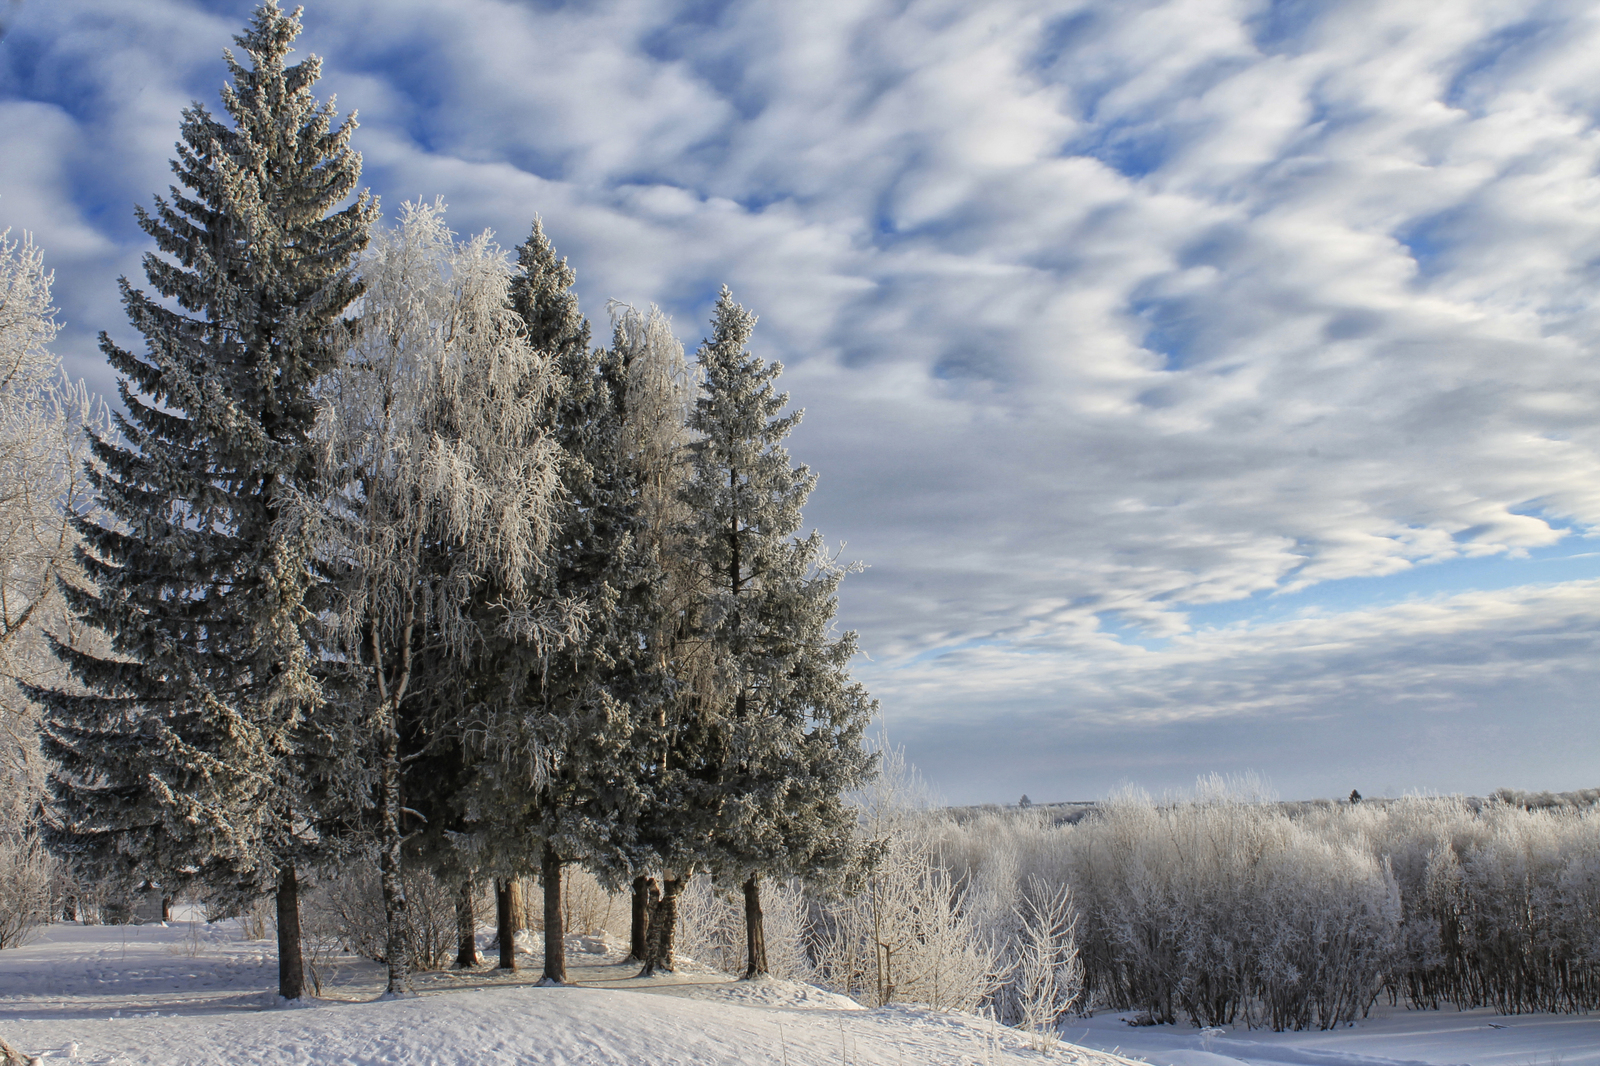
[[675, 288, 876, 979], [583, 303, 722, 975], [312, 201, 566, 995], [38, 1, 375, 1000], [460, 230, 688, 986], [542, 300, 694, 981], [434, 216, 599, 983]]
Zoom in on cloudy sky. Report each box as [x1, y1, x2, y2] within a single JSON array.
[[5, 0, 1600, 804]]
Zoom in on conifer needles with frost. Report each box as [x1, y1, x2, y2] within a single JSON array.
[[672, 288, 876, 978]]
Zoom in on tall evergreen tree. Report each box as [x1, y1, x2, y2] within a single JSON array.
[[538, 300, 692, 983], [458, 227, 685, 986], [38, 1, 375, 999], [677, 288, 877, 978]]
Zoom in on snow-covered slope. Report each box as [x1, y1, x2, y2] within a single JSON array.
[[0, 915, 1119, 1065]]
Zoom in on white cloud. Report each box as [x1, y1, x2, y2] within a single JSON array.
[[7, 0, 1600, 798], [880, 579, 1600, 800]]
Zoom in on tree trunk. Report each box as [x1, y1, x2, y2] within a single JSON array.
[[455, 878, 479, 968], [161, 895, 173, 922], [629, 876, 656, 962], [508, 879, 526, 934], [275, 865, 306, 1000], [743, 873, 768, 979], [541, 843, 565, 984], [377, 700, 410, 996], [495, 878, 517, 970], [639, 873, 685, 976]]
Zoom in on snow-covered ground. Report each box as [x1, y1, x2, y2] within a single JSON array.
[[2, 912, 1596, 1066], [1070, 1006, 1600, 1066], [0, 910, 1119, 1065]]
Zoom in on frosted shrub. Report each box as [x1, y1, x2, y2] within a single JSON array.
[[560, 868, 627, 941], [1358, 796, 1600, 1014], [1063, 790, 1400, 1030], [235, 896, 276, 942], [1432, 807, 1600, 1012], [759, 878, 814, 981], [677, 877, 812, 980], [0, 830, 53, 948], [1252, 835, 1398, 1030], [1000, 879, 1083, 1045], [314, 863, 460, 971], [787, 769, 1600, 1030], [807, 749, 1003, 1010], [676, 879, 743, 974], [811, 824, 1001, 1010], [929, 786, 1600, 1029]]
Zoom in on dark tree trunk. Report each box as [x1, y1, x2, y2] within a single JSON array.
[[455, 878, 480, 968], [495, 878, 517, 970], [742, 873, 768, 979], [377, 698, 410, 996], [541, 843, 566, 984], [638, 873, 685, 976], [161, 896, 173, 923], [629, 876, 658, 962], [275, 865, 306, 1000]]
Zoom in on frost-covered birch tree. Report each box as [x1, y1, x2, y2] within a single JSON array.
[[314, 201, 566, 995], [674, 288, 876, 978], [0, 232, 103, 821], [39, 1, 375, 1000], [0, 231, 106, 948]]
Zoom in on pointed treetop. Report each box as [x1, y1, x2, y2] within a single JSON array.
[[226, 3, 317, 98], [513, 217, 588, 357]]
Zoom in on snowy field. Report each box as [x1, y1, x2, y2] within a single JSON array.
[[2, 912, 1596, 1066], [1071, 1008, 1600, 1066]]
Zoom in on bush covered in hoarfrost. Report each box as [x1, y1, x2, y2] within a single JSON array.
[[677, 877, 813, 981], [931, 782, 1600, 1029], [309, 863, 460, 972]]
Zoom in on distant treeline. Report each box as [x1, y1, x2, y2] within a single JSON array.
[[946, 785, 1600, 824], [931, 782, 1600, 1030]]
